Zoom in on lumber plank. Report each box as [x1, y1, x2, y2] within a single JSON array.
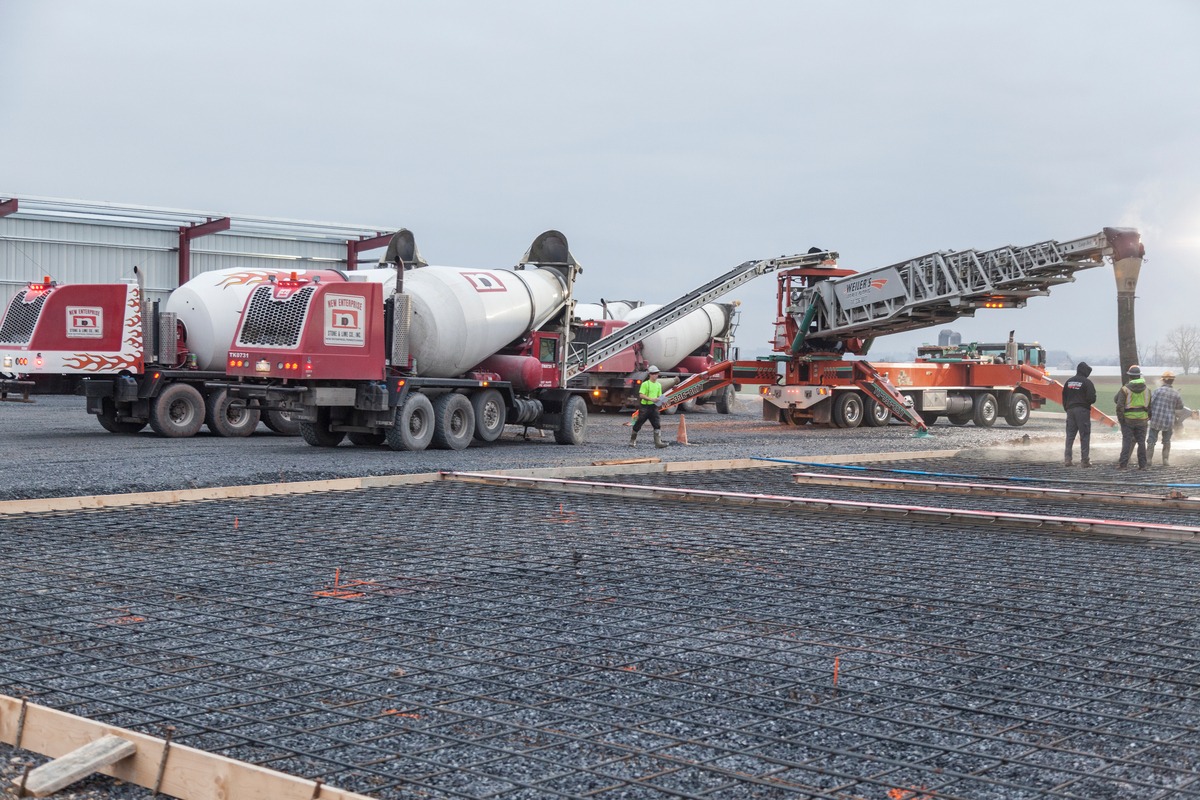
[[0, 449, 959, 517], [0, 695, 375, 800], [25, 734, 136, 797]]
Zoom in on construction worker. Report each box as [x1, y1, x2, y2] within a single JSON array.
[[1114, 364, 1152, 469], [630, 366, 669, 448], [1148, 370, 1187, 466], [1061, 361, 1096, 467]]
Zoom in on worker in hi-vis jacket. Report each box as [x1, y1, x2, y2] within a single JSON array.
[[630, 366, 669, 449]]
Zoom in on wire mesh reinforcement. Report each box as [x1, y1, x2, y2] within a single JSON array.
[[1, 462, 1199, 798], [607, 459, 1200, 531]]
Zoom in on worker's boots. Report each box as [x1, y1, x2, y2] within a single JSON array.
[[629, 432, 638, 448], [653, 431, 668, 449], [1163, 443, 1171, 466], [1148, 443, 1155, 464]]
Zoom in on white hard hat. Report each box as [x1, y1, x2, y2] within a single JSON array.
[[647, 365, 660, 373]]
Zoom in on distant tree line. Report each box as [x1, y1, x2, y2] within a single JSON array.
[[1141, 325, 1199, 374]]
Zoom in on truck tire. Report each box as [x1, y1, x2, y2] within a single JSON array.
[[431, 393, 475, 451], [299, 407, 345, 447], [205, 388, 261, 438], [948, 412, 973, 426], [715, 384, 737, 414], [972, 392, 999, 428], [832, 392, 864, 429], [1004, 393, 1031, 427], [919, 410, 939, 427], [348, 431, 386, 446], [471, 388, 506, 442], [149, 383, 205, 438], [386, 393, 434, 452], [96, 398, 147, 434], [863, 397, 891, 427], [263, 408, 301, 436], [555, 394, 588, 445]]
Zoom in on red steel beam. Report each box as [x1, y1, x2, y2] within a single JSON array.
[[346, 232, 393, 271], [0, 198, 17, 217], [178, 217, 231, 285]]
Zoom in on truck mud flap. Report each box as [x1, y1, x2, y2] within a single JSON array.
[[0, 378, 34, 403]]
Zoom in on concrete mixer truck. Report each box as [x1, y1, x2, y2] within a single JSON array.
[[221, 230, 590, 450], [569, 300, 740, 414], [0, 267, 300, 436]]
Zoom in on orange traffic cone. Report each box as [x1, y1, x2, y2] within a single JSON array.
[[676, 413, 689, 445]]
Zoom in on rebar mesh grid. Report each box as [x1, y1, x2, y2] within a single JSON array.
[[610, 459, 1200, 530], [1, 475, 1199, 799]]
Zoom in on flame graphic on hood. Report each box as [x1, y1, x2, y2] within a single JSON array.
[[216, 270, 287, 289]]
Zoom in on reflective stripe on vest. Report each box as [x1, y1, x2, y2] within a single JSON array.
[[1124, 387, 1149, 420]]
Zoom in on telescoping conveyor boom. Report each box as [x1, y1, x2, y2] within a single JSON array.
[[563, 249, 839, 380], [797, 227, 1143, 344]]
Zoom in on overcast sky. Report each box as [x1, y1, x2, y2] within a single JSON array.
[[3, 1, 1198, 361]]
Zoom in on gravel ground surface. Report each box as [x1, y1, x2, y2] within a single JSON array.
[[0, 394, 1132, 502], [3, 394, 1199, 799]]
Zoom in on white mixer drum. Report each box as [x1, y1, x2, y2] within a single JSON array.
[[404, 266, 569, 377], [574, 300, 637, 321], [623, 303, 730, 370], [166, 267, 322, 371]]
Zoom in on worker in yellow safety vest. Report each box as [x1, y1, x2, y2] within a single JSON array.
[[630, 366, 669, 448], [1114, 364, 1152, 469]]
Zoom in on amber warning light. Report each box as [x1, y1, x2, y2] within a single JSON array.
[[25, 276, 55, 296]]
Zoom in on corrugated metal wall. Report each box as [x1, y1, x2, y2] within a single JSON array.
[[1, 202, 388, 309], [0, 216, 175, 304]]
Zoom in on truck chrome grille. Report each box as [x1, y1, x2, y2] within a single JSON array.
[[0, 290, 46, 345], [236, 285, 315, 349]]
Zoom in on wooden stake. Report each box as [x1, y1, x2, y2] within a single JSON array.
[[0, 694, 374, 800], [24, 734, 136, 797]]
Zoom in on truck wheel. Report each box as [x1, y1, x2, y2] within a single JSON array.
[[149, 383, 205, 438], [431, 393, 475, 451], [348, 431, 386, 446], [471, 388, 506, 442], [919, 410, 939, 427], [263, 408, 301, 436], [972, 392, 999, 428], [386, 393, 434, 451], [832, 392, 864, 428], [555, 394, 588, 445], [715, 384, 737, 414], [205, 388, 261, 438], [863, 398, 891, 427], [299, 408, 345, 447], [1004, 393, 1031, 427], [948, 412, 973, 426], [96, 398, 146, 434]]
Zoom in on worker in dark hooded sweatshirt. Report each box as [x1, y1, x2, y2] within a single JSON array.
[[1061, 361, 1096, 467], [1114, 364, 1152, 469]]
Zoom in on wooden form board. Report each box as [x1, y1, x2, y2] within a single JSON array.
[[0, 695, 377, 800], [0, 450, 963, 518]]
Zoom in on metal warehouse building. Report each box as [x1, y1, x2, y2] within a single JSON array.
[[0, 194, 396, 309]]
